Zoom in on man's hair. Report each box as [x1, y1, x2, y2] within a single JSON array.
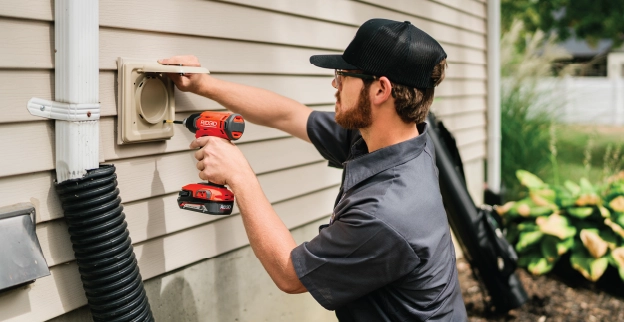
[[391, 59, 447, 124]]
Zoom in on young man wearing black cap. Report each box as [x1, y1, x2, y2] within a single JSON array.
[[160, 18, 467, 321]]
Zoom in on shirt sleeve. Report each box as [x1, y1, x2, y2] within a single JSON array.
[[290, 210, 421, 310], [306, 110, 355, 169]]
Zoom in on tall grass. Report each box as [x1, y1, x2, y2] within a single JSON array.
[[500, 21, 571, 200], [555, 124, 624, 184]]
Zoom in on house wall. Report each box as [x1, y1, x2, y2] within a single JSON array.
[[0, 1, 487, 321]]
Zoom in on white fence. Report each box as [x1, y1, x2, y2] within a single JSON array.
[[534, 77, 624, 126]]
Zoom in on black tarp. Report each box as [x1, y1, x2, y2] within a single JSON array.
[[427, 113, 528, 313]]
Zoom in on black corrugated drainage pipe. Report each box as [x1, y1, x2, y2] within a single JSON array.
[[55, 165, 153, 322]]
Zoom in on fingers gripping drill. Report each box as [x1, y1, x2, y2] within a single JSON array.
[[167, 111, 245, 215]]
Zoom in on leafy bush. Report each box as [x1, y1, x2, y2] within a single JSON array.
[[497, 170, 624, 282]]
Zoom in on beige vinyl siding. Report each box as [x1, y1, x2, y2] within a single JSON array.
[[431, 0, 487, 18], [0, 76, 485, 176], [0, 187, 339, 322], [0, 0, 487, 320], [0, 70, 484, 123]]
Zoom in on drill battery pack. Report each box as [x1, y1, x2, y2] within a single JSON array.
[[177, 183, 234, 215]]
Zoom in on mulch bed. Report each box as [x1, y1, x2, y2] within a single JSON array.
[[457, 258, 624, 321]]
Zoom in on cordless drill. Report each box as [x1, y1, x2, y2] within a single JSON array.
[[169, 111, 245, 215]]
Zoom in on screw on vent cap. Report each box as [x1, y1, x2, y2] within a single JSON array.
[[309, 18, 446, 88]]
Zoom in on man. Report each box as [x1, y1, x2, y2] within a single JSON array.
[[160, 18, 466, 321]]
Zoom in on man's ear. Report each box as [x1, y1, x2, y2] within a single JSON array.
[[371, 76, 393, 106]]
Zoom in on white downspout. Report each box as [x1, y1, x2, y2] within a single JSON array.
[[28, 0, 100, 182], [487, 0, 501, 194]]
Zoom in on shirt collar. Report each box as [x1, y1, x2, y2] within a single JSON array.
[[342, 122, 429, 192]]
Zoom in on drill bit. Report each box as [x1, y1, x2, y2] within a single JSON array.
[[163, 120, 184, 124]]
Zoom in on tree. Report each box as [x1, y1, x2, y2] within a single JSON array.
[[502, 0, 624, 47]]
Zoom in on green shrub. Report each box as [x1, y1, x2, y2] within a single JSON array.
[[498, 170, 624, 282]]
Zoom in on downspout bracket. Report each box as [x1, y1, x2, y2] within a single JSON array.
[[27, 97, 100, 121]]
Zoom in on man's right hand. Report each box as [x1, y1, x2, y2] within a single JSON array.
[[158, 55, 208, 94]]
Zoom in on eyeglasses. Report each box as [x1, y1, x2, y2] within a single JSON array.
[[333, 70, 378, 89]]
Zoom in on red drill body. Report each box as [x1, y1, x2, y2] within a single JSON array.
[[176, 111, 245, 215], [183, 111, 245, 140]]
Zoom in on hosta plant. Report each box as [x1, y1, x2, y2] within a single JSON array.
[[497, 170, 624, 282]]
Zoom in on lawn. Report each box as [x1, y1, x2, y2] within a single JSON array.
[[555, 124, 624, 184]]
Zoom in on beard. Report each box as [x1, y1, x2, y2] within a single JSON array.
[[335, 84, 372, 129]]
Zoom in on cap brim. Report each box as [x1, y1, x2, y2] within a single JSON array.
[[310, 55, 359, 70]]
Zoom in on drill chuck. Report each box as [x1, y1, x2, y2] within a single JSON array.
[[182, 114, 199, 133], [183, 111, 245, 141]]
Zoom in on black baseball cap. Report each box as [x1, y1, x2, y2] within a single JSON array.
[[310, 19, 447, 88]]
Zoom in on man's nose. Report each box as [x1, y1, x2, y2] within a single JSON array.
[[331, 77, 338, 89]]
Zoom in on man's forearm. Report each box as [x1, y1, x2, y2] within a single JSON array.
[[196, 75, 312, 142], [229, 172, 307, 294]]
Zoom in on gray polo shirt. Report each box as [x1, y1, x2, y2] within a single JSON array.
[[291, 111, 466, 321]]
